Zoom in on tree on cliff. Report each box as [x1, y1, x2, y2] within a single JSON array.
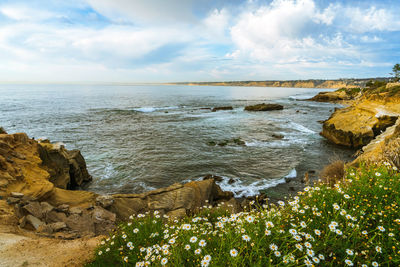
[[392, 63, 400, 81]]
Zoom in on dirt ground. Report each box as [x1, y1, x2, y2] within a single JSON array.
[[0, 230, 102, 267]]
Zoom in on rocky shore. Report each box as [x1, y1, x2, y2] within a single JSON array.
[[1, 82, 399, 266]]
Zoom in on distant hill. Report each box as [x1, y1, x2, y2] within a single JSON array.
[[170, 78, 393, 89]]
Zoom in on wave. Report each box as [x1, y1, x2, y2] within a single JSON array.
[[245, 137, 309, 148], [133, 106, 179, 113], [289, 122, 316, 134], [217, 169, 297, 198], [183, 169, 297, 198]]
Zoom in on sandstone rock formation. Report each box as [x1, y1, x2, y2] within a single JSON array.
[[1, 131, 240, 239], [308, 91, 350, 102], [320, 99, 400, 148], [244, 103, 283, 111], [110, 178, 237, 221], [351, 117, 400, 167]]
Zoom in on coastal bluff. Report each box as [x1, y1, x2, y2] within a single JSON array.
[[316, 84, 400, 148]]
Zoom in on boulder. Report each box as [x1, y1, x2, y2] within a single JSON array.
[[244, 103, 283, 111], [26, 214, 44, 230], [49, 221, 67, 232], [96, 195, 114, 208], [65, 213, 95, 234], [0, 127, 6, 134], [211, 106, 233, 112], [23, 201, 43, 219]]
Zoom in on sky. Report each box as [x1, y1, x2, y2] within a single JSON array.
[[0, 0, 399, 83]]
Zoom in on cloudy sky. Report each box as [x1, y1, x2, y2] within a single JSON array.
[[0, 0, 399, 83]]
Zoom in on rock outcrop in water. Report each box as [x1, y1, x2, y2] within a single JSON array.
[[211, 106, 233, 112], [308, 91, 351, 102], [244, 103, 283, 111], [320, 97, 399, 148], [311, 84, 400, 148]]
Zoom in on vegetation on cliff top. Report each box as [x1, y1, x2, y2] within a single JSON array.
[[88, 164, 400, 266]]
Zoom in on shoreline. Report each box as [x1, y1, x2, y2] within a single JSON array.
[[1, 84, 399, 266]]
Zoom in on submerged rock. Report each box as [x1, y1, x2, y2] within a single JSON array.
[[211, 106, 233, 112], [244, 103, 283, 111]]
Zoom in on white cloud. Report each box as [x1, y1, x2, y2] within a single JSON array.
[[229, 0, 358, 64], [86, 0, 195, 24], [346, 6, 400, 33], [200, 8, 230, 41], [0, 5, 56, 21]]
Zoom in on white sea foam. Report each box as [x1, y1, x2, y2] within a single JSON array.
[[289, 122, 316, 134], [215, 169, 297, 198], [133, 106, 179, 113]]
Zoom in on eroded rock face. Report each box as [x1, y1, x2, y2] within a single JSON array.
[[244, 103, 283, 111], [321, 100, 399, 148], [308, 91, 350, 102], [38, 143, 92, 189], [110, 178, 237, 221]]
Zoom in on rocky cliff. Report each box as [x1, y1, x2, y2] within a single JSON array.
[[319, 89, 400, 148]]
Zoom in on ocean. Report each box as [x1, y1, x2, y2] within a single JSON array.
[[0, 84, 354, 197]]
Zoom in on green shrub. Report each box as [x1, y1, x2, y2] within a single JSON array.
[[88, 164, 400, 266]]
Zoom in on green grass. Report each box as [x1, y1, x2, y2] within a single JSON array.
[[87, 164, 400, 266]]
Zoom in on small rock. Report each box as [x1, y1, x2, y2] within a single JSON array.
[[26, 214, 44, 230], [49, 222, 67, 232], [203, 174, 223, 183], [14, 204, 24, 218], [23, 201, 43, 219], [46, 210, 68, 224], [53, 232, 79, 240], [37, 224, 53, 234], [289, 186, 296, 191], [308, 170, 316, 174], [69, 207, 83, 215], [6, 197, 20, 205], [207, 141, 216, 146], [285, 177, 292, 183], [217, 140, 228, 146], [0, 127, 6, 134], [40, 202, 54, 214], [57, 204, 69, 212], [19, 216, 27, 228], [228, 178, 236, 185], [233, 138, 246, 146], [11, 192, 24, 198], [271, 134, 284, 139], [96, 195, 114, 209]]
